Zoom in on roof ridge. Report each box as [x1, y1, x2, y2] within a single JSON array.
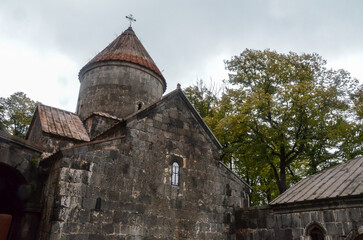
[[89, 90, 179, 140], [123, 87, 222, 149], [38, 103, 77, 115]]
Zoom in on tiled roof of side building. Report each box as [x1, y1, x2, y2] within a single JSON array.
[[270, 156, 363, 205], [37, 104, 90, 142], [79, 27, 166, 88]]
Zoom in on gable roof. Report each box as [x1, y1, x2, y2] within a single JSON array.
[[123, 87, 222, 149], [92, 87, 222, 148], [121, 87, 251, 189], [271, 156, 363, 205], [79, 27, 166, 90], [27, 104, 90, 142]]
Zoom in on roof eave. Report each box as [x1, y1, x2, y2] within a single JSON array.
[[270, 194, 363, 212]]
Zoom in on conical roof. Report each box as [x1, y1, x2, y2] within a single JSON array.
[[79, 27, 166, 87]]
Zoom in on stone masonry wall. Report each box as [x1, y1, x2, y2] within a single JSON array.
[[0, 131, 43, 240], [83, 115, 120, 140], [77, 62, 165, 120], [41, 92, 249, 240], [38, 159, 62, 240], [236, 201, 363, 240]]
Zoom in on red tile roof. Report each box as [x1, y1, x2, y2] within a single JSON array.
[[37, 104, 90, 142], [270, 157, 363, 205], [79, 27, 166, 87]]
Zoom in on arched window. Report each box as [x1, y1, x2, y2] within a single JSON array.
[[171, 162, 179, 186]]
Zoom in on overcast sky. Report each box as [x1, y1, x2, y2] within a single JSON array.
[[1, 0, 362, 112]]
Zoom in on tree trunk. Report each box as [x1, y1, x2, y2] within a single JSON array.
[[278, 159, 287, 193]]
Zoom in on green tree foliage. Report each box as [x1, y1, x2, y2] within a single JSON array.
[[185, 49, 362, 205], [184, 79, 219, 118], [0, 92, 37, 138]]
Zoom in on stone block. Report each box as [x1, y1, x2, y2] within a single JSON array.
[[102, 223, 114, 234], [266, 214, 275, 229], [275, 229, 293, 240], [325, 222, 342, 236], [343, 221, 353, 236], [301, 212, 311, 227], [89, 234, 107, 240], [291, 228, 303, 240], [78, 209, 90, 223], [335, 209, 347, 222], [323, 210, 335, 222], [68, 234, 89, 240], [311, 211, 323, 222], [281, 214, 292, 228], [348, 208, 362, 222], [291, 213, 301, 228]]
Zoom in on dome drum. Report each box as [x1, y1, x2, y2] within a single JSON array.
[[76, 27, 166, 120], [77, 61, 165, 120]]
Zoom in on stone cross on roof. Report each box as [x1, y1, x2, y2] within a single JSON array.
[[126, 14, 136, 27]]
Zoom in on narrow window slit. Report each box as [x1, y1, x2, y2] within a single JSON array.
[[137, 102, 143, 110], [171, 162, 179, 186], [95, 197, 102, 211]]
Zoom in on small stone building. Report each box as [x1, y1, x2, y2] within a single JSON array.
[[235, 157, 363, 240], [0, 27, 250, 239]]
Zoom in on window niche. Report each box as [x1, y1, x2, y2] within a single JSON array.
[[137, 102, 144, 110], [171, 162, 179, 186], [95, 197, 102, 212], [170, 155, 183, 186]]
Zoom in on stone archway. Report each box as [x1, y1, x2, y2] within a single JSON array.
[[305, 222, 326, 240], [0, 162, 31, 240]]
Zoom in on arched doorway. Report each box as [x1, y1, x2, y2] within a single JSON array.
[[306, 222, 326, 240], [0, 163, 31, 240], [310, 227, 325, 240]]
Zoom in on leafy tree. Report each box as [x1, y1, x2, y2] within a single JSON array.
[[0, 92, 37, 138], [184, 79, 219, 118], [224, 49, 360, 194], [185, 49, 362, 205]]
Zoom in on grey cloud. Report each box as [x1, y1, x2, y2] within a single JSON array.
[[1, 0, 362, 108]]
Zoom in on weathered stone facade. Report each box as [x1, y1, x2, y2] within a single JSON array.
[[77, 62, 165, 120], [2, 25, 363, 240], [0, 130, 43, 240], [37, 91, 249, 240], [1, 26, 249, 240], [236, 198, 363, 240]]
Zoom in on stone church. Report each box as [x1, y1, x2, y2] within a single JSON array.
[[0, 26, 250, 239], [0, 26, 363, 240]]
